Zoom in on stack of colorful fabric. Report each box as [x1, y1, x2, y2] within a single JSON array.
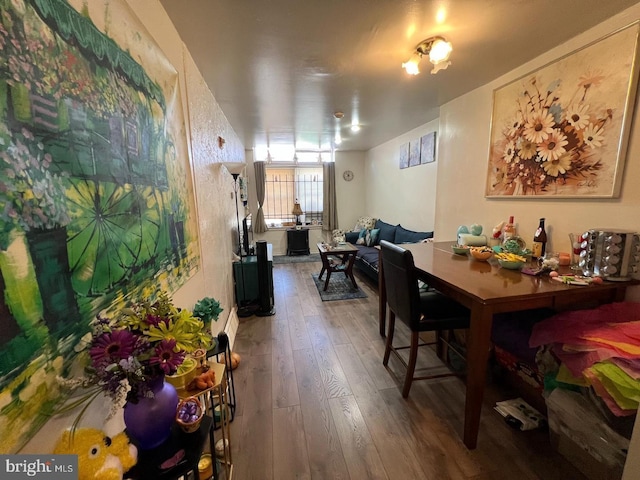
[[529, 302, 640, 420]]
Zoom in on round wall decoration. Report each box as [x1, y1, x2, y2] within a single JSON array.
[[343, 170, 354, 181]]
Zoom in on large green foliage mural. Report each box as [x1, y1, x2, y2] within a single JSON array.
[[0, 0, 200, 451]]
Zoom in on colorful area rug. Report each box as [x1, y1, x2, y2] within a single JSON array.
[[311, 274, 367, 302]]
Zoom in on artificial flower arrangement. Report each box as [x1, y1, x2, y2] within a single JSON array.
[[89, 291, 211, 403], [58, 290, 212, 426]]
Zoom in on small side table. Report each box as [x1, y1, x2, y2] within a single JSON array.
[[317, 242, 358, 291], [178, 362, 233, 480], [287, 228, 310, 255]]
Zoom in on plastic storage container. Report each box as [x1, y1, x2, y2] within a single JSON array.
[[546, 388, 629, 480]]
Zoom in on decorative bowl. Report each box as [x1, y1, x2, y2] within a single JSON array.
[[469, 247, 493, 261], [498, 259, 525, 270], [451, 244, 469, 255], [176, 396, 204, 433], [166, 357, 198, 390]]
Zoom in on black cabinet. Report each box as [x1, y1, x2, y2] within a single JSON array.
[[287, 228, 310, 255], [233, 255, 273, 304]]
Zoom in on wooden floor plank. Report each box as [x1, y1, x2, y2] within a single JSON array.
[[293, 348, 351, 480], [306, 315, 353, 398], [334, 343, 428, 479], [328, 395, 389, 480], [231, 353, 274, 480], [273, 405, 312, 480]]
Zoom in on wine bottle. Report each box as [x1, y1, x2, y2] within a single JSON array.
[[503, 216, 516, 241], [532, 218, 547, 259]]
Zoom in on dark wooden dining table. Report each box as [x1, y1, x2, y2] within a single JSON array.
[[377, 241, 637, 449]]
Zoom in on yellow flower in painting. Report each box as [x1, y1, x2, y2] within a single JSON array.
[[523, 110, 554, 144], [537, 131, 568, 162], [517, 137, 537, 160], [542, 154, 572, 177]]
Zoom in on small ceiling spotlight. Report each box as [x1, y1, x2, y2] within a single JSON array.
[[402, 36, 452, 75], [350, 124, 361, 133], [334, 111, 344, 119]]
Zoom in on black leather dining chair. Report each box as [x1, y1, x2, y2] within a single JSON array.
[[380, 240, 470, 397]]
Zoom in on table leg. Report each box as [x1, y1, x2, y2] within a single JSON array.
[[324, 271, 331, 291], [345, 253, 358, 289], [377, 248, 386, 337], [463, 304, 494, 449]]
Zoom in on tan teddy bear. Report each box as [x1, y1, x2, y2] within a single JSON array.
[[53, 428, 137, 480]]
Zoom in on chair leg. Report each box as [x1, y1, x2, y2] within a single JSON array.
[[402, 331, 420, 398], [383, 312, 396, 366], [436, 330, 443, 359]]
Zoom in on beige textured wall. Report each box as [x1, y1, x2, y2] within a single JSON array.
[[364, 118, 440, 232], [122, 0, 244, 328]]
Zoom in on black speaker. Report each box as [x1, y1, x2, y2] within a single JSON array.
[[255, 240, 275, 316]]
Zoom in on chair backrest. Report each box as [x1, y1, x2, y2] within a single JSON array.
[[380, 240, 422, 330]]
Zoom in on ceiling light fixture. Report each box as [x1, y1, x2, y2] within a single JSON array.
[[402, 36, 452, 75]]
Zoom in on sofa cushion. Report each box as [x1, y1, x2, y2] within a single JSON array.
[[354, 216, 377, 231], [365, 228, 380, 246], [375, 220, 398, 243], [356, 228, 380, 247], [395, 225, 434, 244], [355, 245, 380, 270], [345, 231, 360, 243]]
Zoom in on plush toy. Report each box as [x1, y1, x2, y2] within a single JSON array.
[[53, 428, 137, 480]]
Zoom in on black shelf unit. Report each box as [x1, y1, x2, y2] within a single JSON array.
[[206, 336, 236, 422]]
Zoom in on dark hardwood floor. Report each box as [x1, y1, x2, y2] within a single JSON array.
[[227, 261, 587, 480]]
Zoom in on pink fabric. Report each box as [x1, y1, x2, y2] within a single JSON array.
[[529, 302, 640, 347]]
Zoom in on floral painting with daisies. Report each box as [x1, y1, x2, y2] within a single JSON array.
[[486, 24, 639, 198]]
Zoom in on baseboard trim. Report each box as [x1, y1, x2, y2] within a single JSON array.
[[222, 306, 239, 351]]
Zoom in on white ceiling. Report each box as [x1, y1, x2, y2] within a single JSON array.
[[160, 0, 639, 153]]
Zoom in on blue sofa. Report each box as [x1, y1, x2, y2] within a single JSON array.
[[344, 219, 434, 283]]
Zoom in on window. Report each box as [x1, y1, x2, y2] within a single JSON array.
[[264, 167, 323, 227]]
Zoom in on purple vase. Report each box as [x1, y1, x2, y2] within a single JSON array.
[[123, 375, 179, 450]]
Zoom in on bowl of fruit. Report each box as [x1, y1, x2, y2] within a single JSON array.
[[469, 246, 493, 261], [176, 396, 204, 433]]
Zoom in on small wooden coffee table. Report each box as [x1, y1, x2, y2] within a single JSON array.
[[316, 242, 359, 291]]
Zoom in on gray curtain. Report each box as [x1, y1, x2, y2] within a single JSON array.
[[254, 160, 268, 233], [322, 162, 338, 231]]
